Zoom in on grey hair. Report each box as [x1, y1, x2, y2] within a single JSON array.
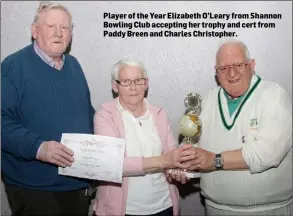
[[111, 60, 148, 81], [216, 39, 251, 62], [33, 1, 73, 29]]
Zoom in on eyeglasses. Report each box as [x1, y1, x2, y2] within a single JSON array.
[[45, 23, 72, 33], [115, 78, 146, 86], [216, 62, 249, 75]]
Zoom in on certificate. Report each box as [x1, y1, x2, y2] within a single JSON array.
[[58, 133, 125, 183]]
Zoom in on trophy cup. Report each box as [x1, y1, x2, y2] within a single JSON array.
[[178, 92, 202, 178]]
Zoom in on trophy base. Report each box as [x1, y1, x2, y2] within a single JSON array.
[[168, 169, 201, 178], [182, 171, 201, 178]]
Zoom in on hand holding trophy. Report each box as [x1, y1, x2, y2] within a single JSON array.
[[178, 92, 202, 178]]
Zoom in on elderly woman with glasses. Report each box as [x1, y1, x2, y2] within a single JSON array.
[[92, 60, 192, 216]]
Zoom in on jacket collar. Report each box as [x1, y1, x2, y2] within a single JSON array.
[[101, 97, 163, 117]]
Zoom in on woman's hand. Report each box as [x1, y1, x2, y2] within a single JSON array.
[[162, 144, 195, 170]]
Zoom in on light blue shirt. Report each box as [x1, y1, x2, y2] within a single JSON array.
[[33, 41, 65, 69]]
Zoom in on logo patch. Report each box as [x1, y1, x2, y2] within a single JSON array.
[[250, 118, 258, 127], [249, 118, 258, 130]]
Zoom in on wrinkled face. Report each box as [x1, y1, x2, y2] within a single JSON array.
[[31, 8, 72, 58], [112, 65, 148, 107], [215, 43, 255, 98]]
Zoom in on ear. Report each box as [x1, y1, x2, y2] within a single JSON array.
[[214, 65, 217, 72], [214, 65, 218, 75], [144, 78, 149, 90], [112, 81, 119, 93], [249, 59, 256, 73], [31, 24, 37, 40]]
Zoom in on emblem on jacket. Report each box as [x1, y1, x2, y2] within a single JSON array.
[[249, 118, 258, 130]]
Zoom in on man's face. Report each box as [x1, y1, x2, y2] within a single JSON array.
[[112, 65, 148, 107], [215, 43, 255, 98], [31, 8, 72, 58]]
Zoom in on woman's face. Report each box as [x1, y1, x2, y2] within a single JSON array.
[[112, 65, 148, 107]]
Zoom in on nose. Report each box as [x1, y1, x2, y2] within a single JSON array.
[[53, 26, 62, 37], [227, 66, 237, 78], [129, 81, 137, 90]]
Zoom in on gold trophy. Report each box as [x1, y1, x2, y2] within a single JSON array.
[[178, 92, 202, 178]]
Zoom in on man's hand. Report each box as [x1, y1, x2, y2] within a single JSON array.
[[181, 147, 216, 172], [36, 141, 74, 167], [162, 144, 195, 170]]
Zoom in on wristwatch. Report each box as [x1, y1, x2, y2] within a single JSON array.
[[213, 153, 224, 170]]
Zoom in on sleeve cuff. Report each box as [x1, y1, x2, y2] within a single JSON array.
[[242, 145, 263, 174], [123, 157, 145, 176], [30, 138, 44, 160]]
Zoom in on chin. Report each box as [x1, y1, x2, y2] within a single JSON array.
[[51, 50, 66, 57], [129, 100, 142, 105], [229, 90, 246, 98], [53, 47, 66, 52], [128, 98, 144, 105], [224, 84, 244, 96]]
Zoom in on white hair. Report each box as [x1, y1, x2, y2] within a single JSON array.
[[33, 1, 73, 28], [111, 60, 148, 81], [216, 39, 251, 61]]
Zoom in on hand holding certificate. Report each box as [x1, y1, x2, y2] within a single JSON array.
[[58, 133, 125, 183]]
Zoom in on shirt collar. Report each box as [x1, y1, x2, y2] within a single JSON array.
[[33, 41, 65, 68]]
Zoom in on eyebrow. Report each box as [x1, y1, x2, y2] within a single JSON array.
[[218, 62, 246, 67], [120, 77, 144, 80]]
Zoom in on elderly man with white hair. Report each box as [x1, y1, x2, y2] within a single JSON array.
[[1, 1, 95, 215], [93, 60, 193, 216], [179, 40, 292, 215]]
